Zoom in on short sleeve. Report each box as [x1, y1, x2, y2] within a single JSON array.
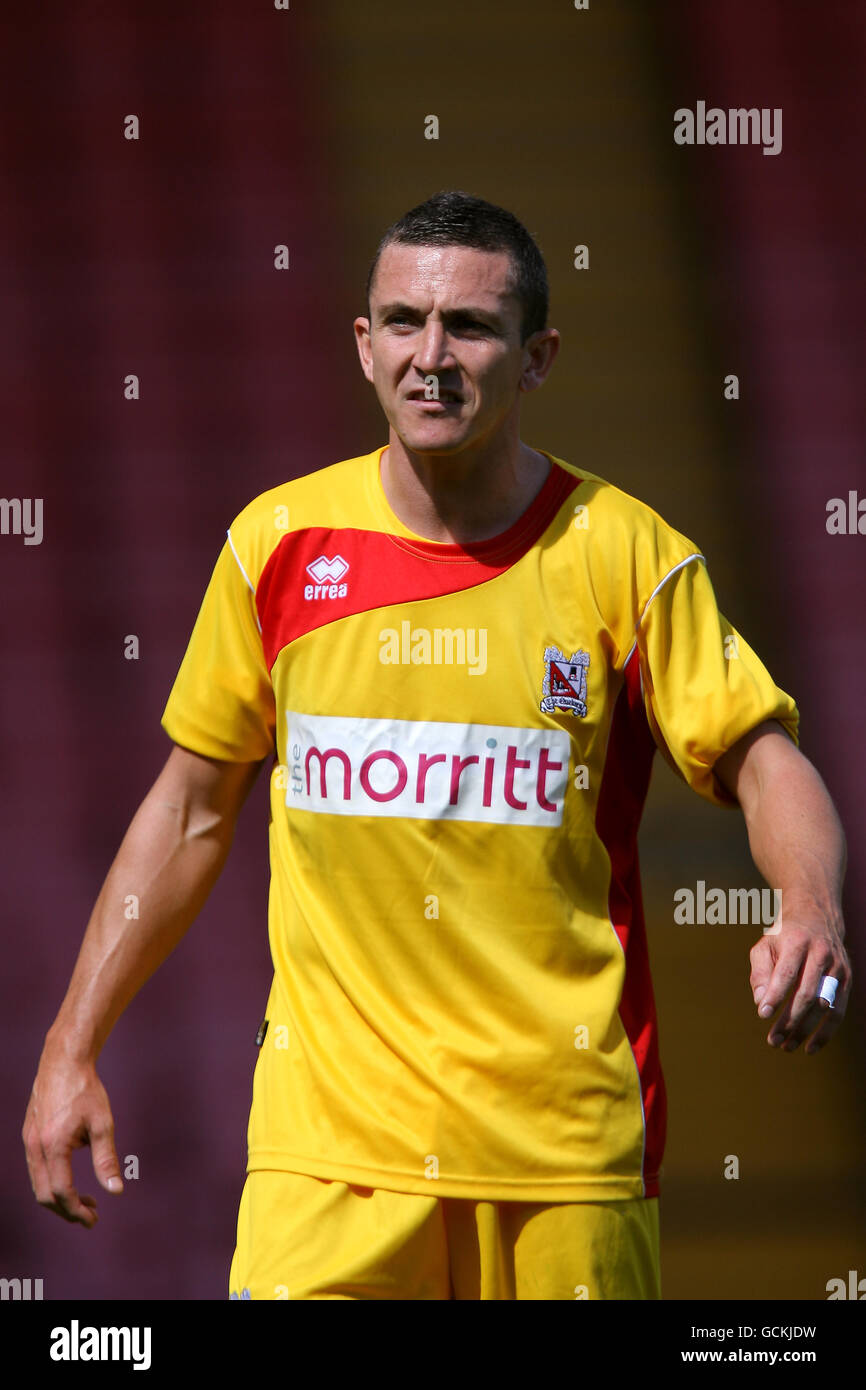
[[636, 555, 799, 807], [161, 535, 276, 762]]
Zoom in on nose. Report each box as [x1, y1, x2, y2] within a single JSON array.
[[413, 320, 454, 375]]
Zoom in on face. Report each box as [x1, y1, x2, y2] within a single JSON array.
[[354, 242, 555, 456]]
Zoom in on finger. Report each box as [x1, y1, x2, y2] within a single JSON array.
[[23, 1124, 82, 1221], [806, 1000, 845, 1050], [46, 1196, 99, 1226], [42, 1138, 98, 1227], [749, 938, 776, 1007], [767, 954, 833, 1043], [24, 1128, 58, 1210], [804, 981, 850, 1054], [88, 1119, 123, 1196], [754, 941, 803, 1020], [29, 1174, 98, 1225], [773, 956, 849, 1046], [773, 997, 830, 1051]]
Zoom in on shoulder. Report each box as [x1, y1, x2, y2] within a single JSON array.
[[553, 453, 700, 567], [541, 452, 708, 665], [225, 450, 376, 584], [229, 452, 372, 537]]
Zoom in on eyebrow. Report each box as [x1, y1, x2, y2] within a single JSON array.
[[376, 301, 506, 330]]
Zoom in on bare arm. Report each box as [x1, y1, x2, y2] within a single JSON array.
[[715, 719, 850, 1054], [23, 743, 264, 1226]]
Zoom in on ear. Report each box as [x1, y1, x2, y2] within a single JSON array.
[[520, 328, 560, 393], [353, 316, 375, 384]]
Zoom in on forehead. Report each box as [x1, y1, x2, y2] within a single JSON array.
[[372, 241, 518, 312]]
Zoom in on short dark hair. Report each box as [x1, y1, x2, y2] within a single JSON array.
[[365, 190, 549, 344]]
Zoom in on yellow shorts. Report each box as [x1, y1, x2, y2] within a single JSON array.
[[228, 1169, 660, 1300]]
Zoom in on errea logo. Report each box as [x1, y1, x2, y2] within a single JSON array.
[[304, 554, 349, 600]]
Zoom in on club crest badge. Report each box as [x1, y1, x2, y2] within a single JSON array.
[[541, 646, 590, 717]]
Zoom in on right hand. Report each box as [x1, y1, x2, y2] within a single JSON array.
[[22, 1045, 123, 1227]]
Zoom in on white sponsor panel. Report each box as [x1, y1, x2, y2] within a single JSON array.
[[285, 712, 570, 825]]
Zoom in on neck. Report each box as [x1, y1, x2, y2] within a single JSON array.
[[380, 427, 551, 545]]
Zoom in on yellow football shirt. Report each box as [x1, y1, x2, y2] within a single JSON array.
[[161, 445, 798, 1202]]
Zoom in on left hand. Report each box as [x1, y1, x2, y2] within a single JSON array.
[[749, 911, 851, 1054]]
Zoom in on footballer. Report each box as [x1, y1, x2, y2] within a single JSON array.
[[24, 191, 850, 1300]]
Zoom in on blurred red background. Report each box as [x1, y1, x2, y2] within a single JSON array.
[[1, 0, 863, 1299]]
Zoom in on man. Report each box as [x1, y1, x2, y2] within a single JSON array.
[[24, 191, 850, 1301]]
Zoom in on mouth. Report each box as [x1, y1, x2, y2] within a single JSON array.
[[405, 387, 464, 404]]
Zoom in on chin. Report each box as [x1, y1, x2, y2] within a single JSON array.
[[405, 438, 471, 458], [395, 422, 475, 456]]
